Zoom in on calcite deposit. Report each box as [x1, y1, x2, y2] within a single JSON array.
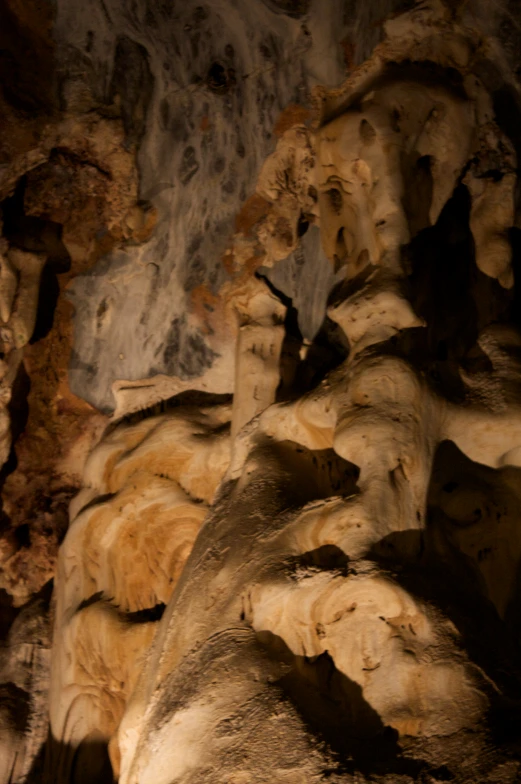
[[3, 0, 521, 782]]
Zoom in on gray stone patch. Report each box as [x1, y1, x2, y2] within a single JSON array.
[[259, 226, 340, 341], [55, 0, 414, 413]]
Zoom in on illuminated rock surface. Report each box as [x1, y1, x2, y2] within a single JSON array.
[[3, 1, 521, 782]]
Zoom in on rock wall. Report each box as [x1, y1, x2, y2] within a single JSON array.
[[3, 0, 521, 782]]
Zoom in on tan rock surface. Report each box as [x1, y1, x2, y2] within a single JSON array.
[[4, 0, 521, 782], [45, 5, 521, 783]]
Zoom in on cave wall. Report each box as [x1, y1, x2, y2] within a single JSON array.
[[3, 1, 521, 783], [56, 0, 444, 414]]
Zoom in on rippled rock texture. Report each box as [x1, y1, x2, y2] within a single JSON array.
[[4, 0, 521, 782]]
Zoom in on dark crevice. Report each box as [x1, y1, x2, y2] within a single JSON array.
[[255, 270, 303, 401], [294, 316, 349, 392], [106, 391, 233, 434], [73, 492, 115, 518], [14, 523, 30, 548], [333, 227, 348, 273], [77, 592, 166, 624], [407, 183, 478, 358], [0, 589, 17, 644], [69, 738, 113, 784], [404, 182, 512, 401], [6, 360, 30, 450], [0, 682, 31, 733], [297, 213, 309, 237], [277, 306, 303, 402], [76, 592, 104, 614], [290, 544, 350, 573], [255, 268, 293, 310], [0, 360, 31, 489], [401, 153, 433, 237], [30, 264, 61, 344], [1, 176, 71, 267], [1, 175, 71, 346], [206, 62, 236, 94], [257, 270, 349, 398], [259, 0, 310, 18], [124, 603, 166, 623]]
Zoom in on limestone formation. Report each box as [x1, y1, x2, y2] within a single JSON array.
[[38, 3, 521, 783], [47, 403, 232, 781], [3, 0, 521, 782]]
